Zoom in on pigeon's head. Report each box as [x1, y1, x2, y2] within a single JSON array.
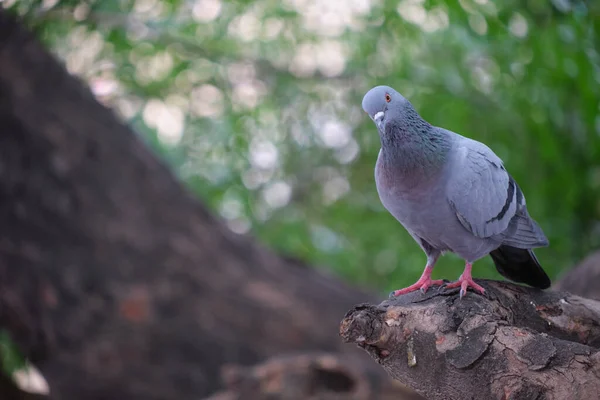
[[362, 85, 408, 131]]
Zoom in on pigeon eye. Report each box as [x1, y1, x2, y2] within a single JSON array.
[[385, 94, 391, 103]]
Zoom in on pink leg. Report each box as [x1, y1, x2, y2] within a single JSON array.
[[391, 265, 444, 297], [445, 262, 485, 298]]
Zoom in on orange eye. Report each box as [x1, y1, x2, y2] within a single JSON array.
[[385, 93, 391, 103]]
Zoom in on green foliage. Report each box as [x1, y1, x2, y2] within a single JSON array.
[[5, 0, 600, 294], [0, 330, 26, 376]]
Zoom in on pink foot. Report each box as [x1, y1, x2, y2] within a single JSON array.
[[391, 266, 444, 297], [445, 263, 485, 298]]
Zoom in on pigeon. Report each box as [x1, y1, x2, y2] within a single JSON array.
[[362, 85, 550, 298]]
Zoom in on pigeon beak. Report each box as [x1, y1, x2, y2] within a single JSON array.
[[373, 111, 385, 129]]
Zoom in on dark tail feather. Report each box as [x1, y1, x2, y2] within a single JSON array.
[[489, 245, 551, 289]]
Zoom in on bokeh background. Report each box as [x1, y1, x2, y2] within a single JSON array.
[[6, 0, 600, 294]]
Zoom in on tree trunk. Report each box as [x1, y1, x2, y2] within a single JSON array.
[[555, 251, 600, 301], [340, 280, 600, 400], [0, 9, 416, 400]]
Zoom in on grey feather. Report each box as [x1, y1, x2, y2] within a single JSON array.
[[446, 138, 517, 239], [501, 213, 549, 248], [362, 85, 551, 289]]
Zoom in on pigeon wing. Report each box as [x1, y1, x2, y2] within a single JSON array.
[[447, 141, 519, 239]]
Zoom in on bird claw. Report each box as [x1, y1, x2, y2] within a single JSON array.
[[390, 277, 445, 297], [446, 277, 485, 299], [444, 262, 485, 299]]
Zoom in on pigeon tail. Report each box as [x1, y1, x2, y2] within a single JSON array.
[[489, 245, 551, 289]]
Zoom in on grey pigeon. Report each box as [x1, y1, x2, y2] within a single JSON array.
[[362, 85, 550, 297]]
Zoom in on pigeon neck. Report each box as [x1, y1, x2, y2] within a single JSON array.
[[379, 117, 450, 181]]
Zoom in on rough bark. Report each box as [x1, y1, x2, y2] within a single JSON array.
[[340, 280, 600, 400], [0, 9, 412, 400]]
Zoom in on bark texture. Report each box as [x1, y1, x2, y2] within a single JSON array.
[[340, 280, 600, 400], [0, 9, 416, 400]]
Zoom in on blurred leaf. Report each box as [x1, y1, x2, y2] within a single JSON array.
[[0, 330, 26, 376]]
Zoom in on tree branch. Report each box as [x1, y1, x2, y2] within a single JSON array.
[[555, 251, 600, 301], [203, 352, 422, 400], [340, 281, 600, 400]]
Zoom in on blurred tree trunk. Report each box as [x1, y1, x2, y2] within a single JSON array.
[[554, 251, 600, 300], [0, 9, 419, 400]]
